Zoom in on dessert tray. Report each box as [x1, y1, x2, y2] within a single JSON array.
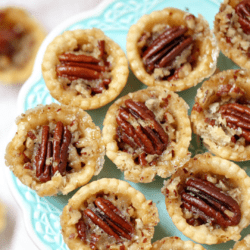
[[5, 0, 250, 249]]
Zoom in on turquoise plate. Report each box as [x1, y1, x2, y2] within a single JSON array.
[[6, 0, 250, 249]]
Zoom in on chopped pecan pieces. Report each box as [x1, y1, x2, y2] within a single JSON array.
[[216, 84, 245, 97], [27, 131, 36, 140], [141, 26, 193, 73], [192, 102, 202, 113], [56, 40, 112, 95], [34, 121, 72, 182], [89, 233, 101, 249], [116, 99, 169, 165], [181, 178, 241, 227], [78, 197, 134, 245], [235, 0, 250, 35]]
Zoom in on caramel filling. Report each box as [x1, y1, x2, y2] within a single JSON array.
[[56, 40, 112, 97]]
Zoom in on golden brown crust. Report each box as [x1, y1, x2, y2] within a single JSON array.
[[191, 69, 250, 161], [5, 103, 105, 196], [161, 153, 250, 245], [126, 7, 218, 92], [0, 201, 6, 233], [60, 178, 159, 250], [232, 234, 250, 249], [103, 86, 191, 183], [151, 236, 206, 250], [42, 28, 129, 110], [214, 0, 250, 70], [0, 7, 46, 84]]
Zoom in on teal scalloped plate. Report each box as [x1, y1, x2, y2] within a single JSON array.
[[5, 0, 250, 249]]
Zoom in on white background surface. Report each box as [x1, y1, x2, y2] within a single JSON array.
[[0, 1, 103, 249]]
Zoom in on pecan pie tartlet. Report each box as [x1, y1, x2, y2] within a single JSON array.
[[161, 153, 250, 244], [61, 178, 159, 250], [0, 202, 6, 233], [191, 69, 250, 161], [126, 7, 219, 92], [232, 234, 250, 249], [5, 103, 105, 196], [214, 0, 250, 70], [42, 28, 129, 110], [0, 7, 46, 84], [151, 236, 206, 250], [103, 86, 192, 183]]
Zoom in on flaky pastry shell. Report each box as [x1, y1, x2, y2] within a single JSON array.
[[151, 236, 206, 250], [126, 7, 218, 92], [60, 178, 159, 250], [191, 69, 250, 161], [42, 28, 129, 110], [5, 103, 105, 196], [232, 234, 250, 249], [0, 202, 6, 233], [102, 86, 191, 183], [0, 7, 46, 84], [161, 153, 250, 245], [214, 0, 250, 70]]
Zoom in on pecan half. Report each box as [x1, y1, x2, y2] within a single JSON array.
[[36, 125, 49, 178], [56, 40, 112, 95], [94, 197, 134, 236], [76, 219, 87, 242], [116, 99, 169, 165], [39, 141, 52, 183], [219, 103, 250, 142], [52, 121, 64, 174], [181, 178, 241, 227], [34, 121, 72, 182], [79, 197, 134, 244], [141, 26, 193, 73], [235, 0, 250, 35], [57, 65, 101, 80]]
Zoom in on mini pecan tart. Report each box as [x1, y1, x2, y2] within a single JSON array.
[[42, 28, 129, 110], [161, 153, 250, 245], [191, 69, 250, 161], [126, 7, 218, 92], [151, 236, 206, 250], [214, 0, 250, 70], [5, 103, 105, 196], [0, 7, 46, 84], [102, 86, 191, 183], [61, 178, 159, 250], [0, 202, 6, 233], [232, 234, 250, 249]]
